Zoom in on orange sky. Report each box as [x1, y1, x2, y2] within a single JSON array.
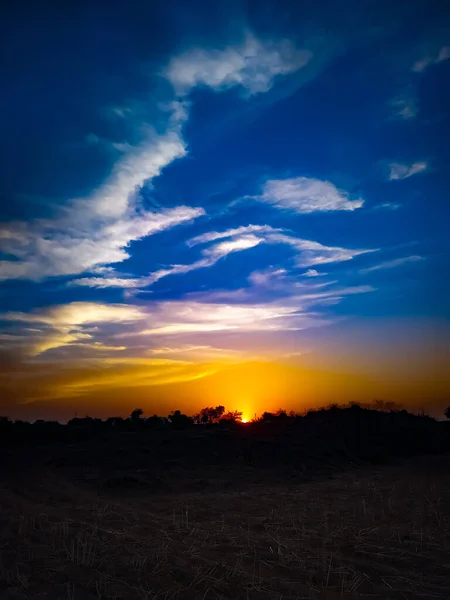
[[2, 317, 449, 422]]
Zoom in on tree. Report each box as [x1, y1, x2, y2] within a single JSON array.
[[105, 417, 125, 429], [130, 408, 143, 422], [274, 409, 288, 419], [198, 405, 225, 424], [168, 410, 193, 430], [261, 411, 274, 422], [220, 410, 243, 424], [372, 399, 402, 412], [444, 406, 450, 419]]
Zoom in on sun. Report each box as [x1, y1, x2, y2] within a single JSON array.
[[241, 417, 248, 423]]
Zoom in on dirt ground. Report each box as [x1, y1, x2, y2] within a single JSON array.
[[1, 453, 449, 600]]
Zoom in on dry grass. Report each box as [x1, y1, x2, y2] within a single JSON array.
[[0, 456, 449, 599]]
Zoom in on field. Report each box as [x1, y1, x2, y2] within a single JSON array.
[[1, 430, 449, 600]]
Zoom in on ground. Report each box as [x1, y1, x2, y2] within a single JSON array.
[[1, 444, 449, 600]]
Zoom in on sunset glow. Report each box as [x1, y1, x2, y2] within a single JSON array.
[[0, 5, 449, 421]]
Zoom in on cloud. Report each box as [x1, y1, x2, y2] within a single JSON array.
[[124, 281, 375, 338], [0, 128, 204, 281], [388, 161, 427, 180], [70, 277, 143, 289], [253, 177, 364, 213], [148, 344, 242, 361], [247, 268, 287, 287], [73, 221, 376, 289], [390, 95, 417, 120], [1, 33, 311, 284], [374, 203, 401, 211], [191, 225, 375, 266], [412, 46, 450, 72], [74, 231, 267, 289], [1, 302, 146, 356], [266, 233, 376, 267], [187, 225, 277, 247], [165, 33, 312, 96], [202, 234, 263, 258], [144, 233, 264, 285], [360, 255, 424, 274], [2, 357, 219, 403], [137, 300, 324, 336], [3, 302, 146, 327], [303, 269, 327, 277], [51, 357, 217, 397]]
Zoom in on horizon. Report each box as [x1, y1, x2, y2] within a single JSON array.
[[1, 0, 449, 422], [3, 399, 445, 426]]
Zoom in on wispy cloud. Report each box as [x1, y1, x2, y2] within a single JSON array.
[[70, 277, 144, 289], [73, 220, 376, 289], [303, 269, 327, 277], [148, 344, 242, 361], [0, 128, 203, 281], [388, 161, 427, 180], [252, 177, 364, 213], [190, 226, 375, 268], [266, 233, 376, 267], [2, 32, 308, 284], [412, 46, 450, 72], [187, 225, 277, 247], [73, 229, 268, 289], [1, 302, 145, 356], [360, 255, 424, 274], [165, 33, 311, 96], [37, 358, 219, 400], [2, 302, 145, 327], [374, 203, 401, 211], [132, 281, 375, 337], [390, 95, 417, 120], [247, 267, 287, 287], [137, 300, 323, 336]]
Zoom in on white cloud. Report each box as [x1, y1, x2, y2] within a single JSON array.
[[360, 255, 424, 274], [137, 300, 320, 336], [0, 128, 204, 282], [254, 177, 364, 213], [74, 231, 268, 289], [412, 46, 450, 72], [72, 223, 376, 289], [165, 33, 311, 96], [130, 281, 375, 337], [388, 161, 427, 180], [202, 234, 262, 258], [71, 277, 143, 289], [266, 233, 376, 267], [187, 224, 278, 247], [248, 267, 287, 287], [303, 269, 327, 277], [1, 33, 312, 284], [144, 233, 264, 286]]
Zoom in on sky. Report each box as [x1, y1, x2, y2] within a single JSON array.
[[1, 0, 449, 421]]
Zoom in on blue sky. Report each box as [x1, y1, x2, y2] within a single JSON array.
[[1, 0, 449, 419]]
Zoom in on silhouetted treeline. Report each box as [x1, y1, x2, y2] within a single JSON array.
[[1, 402, 450, 466]]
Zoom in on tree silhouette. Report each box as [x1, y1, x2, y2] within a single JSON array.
[[130, 408, 143, 422], [197, 405, 225, 424], [444, 406, 450, 419], [221, 410, 243, 423], [168, 410, 193, 429]]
